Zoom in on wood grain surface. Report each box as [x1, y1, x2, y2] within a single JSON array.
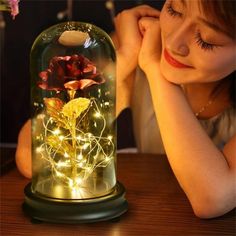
[[1, 153, 235, 236]]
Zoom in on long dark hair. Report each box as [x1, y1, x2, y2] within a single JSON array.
[[199, 0, 236, 108]]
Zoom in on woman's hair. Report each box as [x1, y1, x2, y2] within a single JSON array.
[[199, 0, 236, 107]]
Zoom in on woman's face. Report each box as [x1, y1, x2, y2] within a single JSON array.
[[159, 0, 236, 85]]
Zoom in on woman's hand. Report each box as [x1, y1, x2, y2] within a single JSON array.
[[138, 16, 162, 75], [115, 5, 160, 78], [114, 5, 160, 115]]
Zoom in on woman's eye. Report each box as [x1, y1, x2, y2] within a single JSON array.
[[195, 32, 218, 51], [166, 3, 182, 17]]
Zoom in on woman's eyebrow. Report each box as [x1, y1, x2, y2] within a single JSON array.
[[178, 0, 231, 38], [197, 16, 230, 37]]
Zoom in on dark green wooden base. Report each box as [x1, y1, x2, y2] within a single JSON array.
[[23, 182, 128, 224]]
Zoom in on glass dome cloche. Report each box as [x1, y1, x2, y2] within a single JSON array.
[[23, 21, 128, 223]]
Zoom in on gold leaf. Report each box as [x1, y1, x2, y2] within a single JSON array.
[[44, 97, 64, 110], [44, 98, 68, 128], [62, 98, 90, 119]]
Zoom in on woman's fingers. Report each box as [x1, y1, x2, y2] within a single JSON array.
[[138, 16, 159, 36], [122, 4, 160, 18], [114, 5, 160, 56], [138, 17, 162, 71], [114, 5, 160, 84]]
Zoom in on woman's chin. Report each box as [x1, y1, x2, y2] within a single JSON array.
[[160, 68, 182, 85]]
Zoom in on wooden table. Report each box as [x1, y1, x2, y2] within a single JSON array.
[[1, 153, 235, 236]]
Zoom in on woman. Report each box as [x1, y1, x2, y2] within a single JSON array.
[[16, 0, 236, 218], [115, 0, 236, 218]]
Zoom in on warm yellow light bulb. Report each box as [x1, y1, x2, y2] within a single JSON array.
[[79, 162, 84, 167], [55, 171, 63, 177], [94, 112, 101, 118], [69, 179, 74, 188], [36, 146, 43, 153], [53, 129, 60, 135], [76, 177, 82, 184], [57, 161, 69, 168], [37, 114, 45, 120], [64, 152, 69, 158], [83, 143, 90, 150]]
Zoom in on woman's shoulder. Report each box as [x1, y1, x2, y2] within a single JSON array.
[[200, 106, 236, 124], [199, 107, 236, 149]]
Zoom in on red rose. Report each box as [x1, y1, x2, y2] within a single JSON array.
[[38, 54, 105, 92]]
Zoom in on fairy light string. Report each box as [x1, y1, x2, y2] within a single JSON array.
[[35, 97, 114, 189]]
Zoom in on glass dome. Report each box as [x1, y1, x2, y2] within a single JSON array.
[[30, 22, 116, 200]]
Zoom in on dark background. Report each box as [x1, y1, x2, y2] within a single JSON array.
[[0, 0, 164, 149]]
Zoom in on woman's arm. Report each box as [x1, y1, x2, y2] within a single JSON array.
[[15, 119, 32, 178], [149, 72, 236, 218], [138, 17, 236, 218]]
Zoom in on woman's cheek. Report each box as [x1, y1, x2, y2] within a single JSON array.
[[193, 50, 236, 81]]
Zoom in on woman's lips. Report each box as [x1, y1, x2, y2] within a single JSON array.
[[164, 49, 193, 68]]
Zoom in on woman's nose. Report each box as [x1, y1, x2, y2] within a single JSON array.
[[165, 21, 191, 57]]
